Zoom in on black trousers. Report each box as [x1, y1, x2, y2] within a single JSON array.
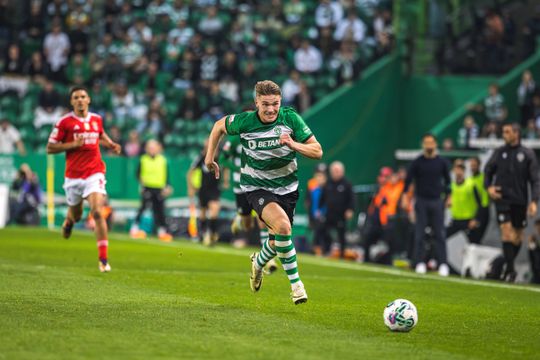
[[414, 197, 447, 265], [324, 218, 346, 258], [135, 187, 166, 230]]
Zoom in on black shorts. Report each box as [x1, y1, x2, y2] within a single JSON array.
[[495, 203, 527, 229], [245, 189, 299, 225], [235, 193, 252, 216], [198, 188, 220, 208]]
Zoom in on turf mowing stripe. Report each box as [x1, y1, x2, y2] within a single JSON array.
[[61, 229, 540, 294]]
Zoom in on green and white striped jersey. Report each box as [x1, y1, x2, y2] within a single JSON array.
[[224, 107, 313, 195], [220, 135, 243, 194]]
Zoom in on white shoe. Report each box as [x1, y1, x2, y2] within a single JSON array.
[[99, 261, 111, 273], [291, 282, 308, 305], [438, 263, 450, 277], [415, 262, 427, 274], [250, 253, 264, 292]]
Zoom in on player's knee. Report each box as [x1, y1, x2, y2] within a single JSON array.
[[275, 218, 291, 235], [92, 209, 102, 221]]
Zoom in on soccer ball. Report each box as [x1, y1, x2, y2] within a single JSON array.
[[383, 299, 418, 332]]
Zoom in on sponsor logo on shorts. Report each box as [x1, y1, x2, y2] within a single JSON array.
[[258, 198, 264, 206], [498, 214, 506, 222]]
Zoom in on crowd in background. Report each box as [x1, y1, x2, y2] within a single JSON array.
[[0, 0, 394, 156], [431, 1, 540, 75], [452, 69, 540, 150]]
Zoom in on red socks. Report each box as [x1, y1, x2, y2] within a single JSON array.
[[97, 239, 108, 263]]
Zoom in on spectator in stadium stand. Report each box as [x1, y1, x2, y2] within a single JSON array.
[[198, 6, 224, 41], [315, 0, 344, 29], [442, 138, 454, 151], [130, 139, 173, 242], [330, 42, 361, 85], [469, 157, 490, 244], [373, 7, 394, 55], [0, 119, 26, 155], [9, 163, 41, 226], [468, 83, 507, 132], [517, 70, 537, 128], [294, 39, 323, 74], [284, 0, 307, 26], [305, 163, 328, 256], [334, 9, 367, 44], [124, 130, 142, 157], [484, 123, 540, 282], [204, 82, 227, 121], [402, 134, 451, 276], [3, 44, 24, 76], [118, 34, 144, 70], [446, 160, 482, 242], [168, 19, 194, 47], [457, 115, 479, 149], [43, 24, 70, 82], [219, 75, 240, 104], [282, 70, 302, 106], [24, 52, 49, 85], [169, 0, 190, 24], [24, 2, 45, 42], [524, 119, 539, 140], [481, 121, 499, 139], [128, 17, 153, 47], [319, 161, 354, 259], [138, 110, 166, 141], [316, 26, 336, 58], [34, 80, 63, 129], [177, 87, 202, 120], [65, 53, 92, 86], [199, 44, 219, 84], [220, 51, 241, 80], [294, 81, 312, 114]]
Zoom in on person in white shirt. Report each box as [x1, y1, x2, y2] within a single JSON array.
[[334, 10, 367, 43], [315, 0, 344, 28], [282, 70, 302, 105], [0, 119, 26, 155], [43, 24, 70, 78], [294, 40, 323, 74]]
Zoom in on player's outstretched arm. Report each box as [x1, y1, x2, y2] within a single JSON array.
[[100, 132, 122, 155], [46, 137, 84, 154], [205, 117, 227, 179], [280, 134, 323, 160]]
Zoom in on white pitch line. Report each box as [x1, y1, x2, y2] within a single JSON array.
[[65, 230, 540, 294]]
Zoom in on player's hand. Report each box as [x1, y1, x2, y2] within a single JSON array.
[[280, 133, 296, 150], [345, 209, 354, 220], [206, 161, 220, 179], [111, 142, 122, 155], [487, 186, 502, 200], [528, 201, 538, 217], [445, 197, 452, 208], [400, 196, 410, 211], [73, 135, 85, 148], [162, 185, 173, 198], [468, 219, 479, 229]]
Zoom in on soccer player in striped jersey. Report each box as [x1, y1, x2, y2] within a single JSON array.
[[47, 86, 121, 272], [205, 80, 323, 304], [221, 135, 278, 274]]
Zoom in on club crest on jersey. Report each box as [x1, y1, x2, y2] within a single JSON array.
[[517, 152, 525, 162], [84, 123, 90, 131], [74, 125, 80, 131], [92, 122, 99, 131], [274, 127, 282, 135]]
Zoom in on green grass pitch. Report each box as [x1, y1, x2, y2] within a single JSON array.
[[1, 227, 539, 359]]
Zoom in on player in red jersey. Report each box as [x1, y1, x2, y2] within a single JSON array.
[[46, 86, 121, 273]]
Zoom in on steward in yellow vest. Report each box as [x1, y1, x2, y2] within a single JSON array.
[[130, 140, 173, 242], [446, 161, 482, 243]]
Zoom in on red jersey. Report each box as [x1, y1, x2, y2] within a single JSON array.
[[48, 111, 106, 179]]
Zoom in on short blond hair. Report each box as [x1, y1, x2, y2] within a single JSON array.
[[254, 80, 281, 97]]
